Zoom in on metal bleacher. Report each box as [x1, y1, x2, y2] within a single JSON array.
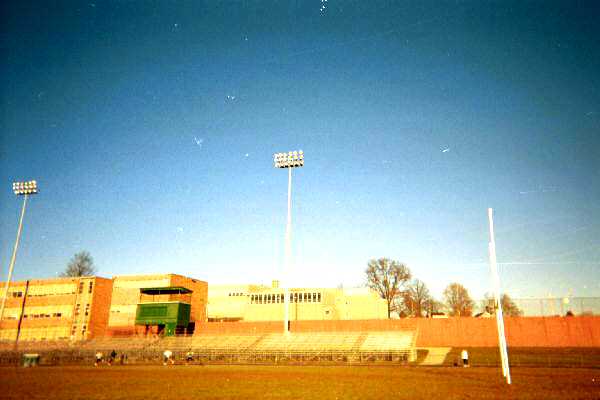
[[0, 329, 419, 365], [254, 332, 361, 353], [192, 334, 263, 353], [358, 331, 417, 362]]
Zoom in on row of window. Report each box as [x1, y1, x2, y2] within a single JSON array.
[[6, 290, 77, 298], [72, 324, 87, 335], [23, 312, 63, 319], [78, 281, 93, 294], [250, 292, 322, 304], [3, 282, 93, 298], [75, 303, 91, 317], [3, 312, 65, 320], [228, 292, 245, 297], [0, 327, 72, 341]]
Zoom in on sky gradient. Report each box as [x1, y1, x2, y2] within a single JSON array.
[[1, 1, 599, 300]]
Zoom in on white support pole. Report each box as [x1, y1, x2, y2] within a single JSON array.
[[283, 167, 292, 335], [0, 194, 29, 326], [488, 208, 511, 384]]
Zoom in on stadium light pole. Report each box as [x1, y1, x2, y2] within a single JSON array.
[[0, 181, 39, 330], [273, 150, 304, 335], [487, 208, 511, 385]]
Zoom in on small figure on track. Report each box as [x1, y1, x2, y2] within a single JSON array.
[[108, 349, 117, 366], [186, 349, 194, 365], [94, 351, 103, 367], [163, 349, 174, 366]]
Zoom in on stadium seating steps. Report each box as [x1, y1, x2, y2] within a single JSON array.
[[0, 330, 418, 361]]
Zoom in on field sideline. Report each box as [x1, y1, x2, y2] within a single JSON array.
[[0, 365, 598, 399]]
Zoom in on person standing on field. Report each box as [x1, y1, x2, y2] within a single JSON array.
[[163, 349, 174, 365], [186, 349, 194, 365], [461, 349, 469, 367], [94, 351, 103, 367], [109, 349, 117, 366]]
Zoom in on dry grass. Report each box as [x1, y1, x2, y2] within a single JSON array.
[[0, 364, 599, 400]]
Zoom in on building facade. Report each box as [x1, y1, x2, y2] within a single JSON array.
[[107, 274, 207, 336], [0, 273, 207, 341], [1, 275, 385, 341], [0, 276, 113, 342], [208, 281, 388, 322]]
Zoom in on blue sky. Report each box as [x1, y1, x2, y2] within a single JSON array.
[[1, 1, 599, 300]]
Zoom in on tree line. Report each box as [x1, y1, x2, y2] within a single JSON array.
[[366, 257, 522, 318], [59, 251, 523, 318]]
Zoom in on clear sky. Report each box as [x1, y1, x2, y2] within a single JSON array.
[[1, 1, 599, 300]]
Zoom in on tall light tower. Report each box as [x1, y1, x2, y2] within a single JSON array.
[[273, 150, 304, 335], [0, 180, 38, 328]]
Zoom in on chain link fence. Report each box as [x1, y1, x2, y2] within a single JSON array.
[[472, 297, 600, 317]]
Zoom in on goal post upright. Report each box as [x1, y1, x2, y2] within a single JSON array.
[[488, 208, 511, 385]]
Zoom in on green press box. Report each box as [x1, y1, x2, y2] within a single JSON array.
[[135, 302, 191, 334]]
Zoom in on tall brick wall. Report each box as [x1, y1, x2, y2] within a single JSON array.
[[170, 275, 208, 324], [196, 317, 600, 347], [88, 277, 113, 339]]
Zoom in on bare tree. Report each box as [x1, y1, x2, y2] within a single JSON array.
[[481, 293, 523, 317], [400, 279, 432, 317], [366, 258, 411, 318], [61, 251, 97, 277], [443, 282, 474, 316]]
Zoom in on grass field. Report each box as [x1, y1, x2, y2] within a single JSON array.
[[0, 365, 598, 400]]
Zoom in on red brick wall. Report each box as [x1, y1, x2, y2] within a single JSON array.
[[170, 275, 208, 324], [195, 317, 600, 347], [88, 277, 113, 339]]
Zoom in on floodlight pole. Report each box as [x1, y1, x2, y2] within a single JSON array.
[[0, 194, 29, 327], [284, 166, 292, 335], [488, 208, 511, 385], [274, 151, 303, 336]]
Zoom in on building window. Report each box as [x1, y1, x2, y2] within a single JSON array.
[[318, 293, 321, 302], [88, 282, 93, 293], [78, 282, 84, 294]]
